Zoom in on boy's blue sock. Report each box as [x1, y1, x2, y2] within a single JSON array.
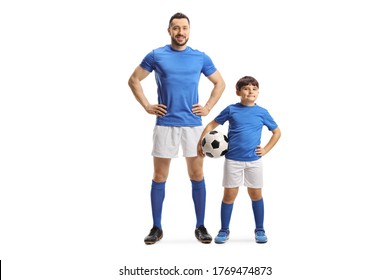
[[252, 198, 264, 230], [151, 180, 165, 229], [221, 202, 234, 231], [191, 179, 206, 228]]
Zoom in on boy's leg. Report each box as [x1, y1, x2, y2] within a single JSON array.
[[246, 159, 267, 243], [215, 188, 238, 244], [248, 188, 264, 230], [248, 188, 267, 243], [252, 198, 265, 230], [221, 187, 239, 229]]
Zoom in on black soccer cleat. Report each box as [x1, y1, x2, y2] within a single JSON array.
[[144, 226, 163, 245], [195, 225, 212, 244]]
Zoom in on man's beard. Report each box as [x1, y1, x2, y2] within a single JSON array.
[[171, 37, 188, 47]]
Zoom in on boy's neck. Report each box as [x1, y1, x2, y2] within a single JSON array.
[[240, 101, 256, 106]]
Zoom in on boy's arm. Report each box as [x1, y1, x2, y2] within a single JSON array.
[[197, 120, 220, 157], [256, 127, 281, 156]]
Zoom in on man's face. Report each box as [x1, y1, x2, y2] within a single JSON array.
[[168, 18, 190, 48]]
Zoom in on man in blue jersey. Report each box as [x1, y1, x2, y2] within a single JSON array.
[[198, 76, 281, 244], [129, 12, 225, 244]]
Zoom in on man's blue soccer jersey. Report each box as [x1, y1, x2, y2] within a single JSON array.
[[140, 45, 217, 127], [214, 103, 278, 161]]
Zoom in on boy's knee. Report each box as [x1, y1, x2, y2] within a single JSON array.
[[248, 188, 262, 201], [223, 188, 238, 204], [222, 197, 235, 204]]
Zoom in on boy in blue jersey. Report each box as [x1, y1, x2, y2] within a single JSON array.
[[198, 76, 281, 244], [129, 13, 225, 244]]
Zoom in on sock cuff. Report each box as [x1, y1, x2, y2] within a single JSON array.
[[222, 201, 234, 207], [190, 178, 205, 188], [252, 198, 264, 206], [152, 180, 166, 189]]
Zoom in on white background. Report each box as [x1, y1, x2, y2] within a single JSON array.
[[1, 0, 390, 279]]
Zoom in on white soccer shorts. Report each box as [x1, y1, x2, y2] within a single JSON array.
[[223, 158, 263, 188], [152, 125, 203, 158]]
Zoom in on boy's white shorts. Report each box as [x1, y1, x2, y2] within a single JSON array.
[[152, 125, 203, 158], [223, 158, 263, 188]]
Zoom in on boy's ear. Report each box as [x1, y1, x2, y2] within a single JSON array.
[[236, 90, 240, 96]]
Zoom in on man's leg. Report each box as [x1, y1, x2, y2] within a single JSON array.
[[144, 157, 171, 245], [186, 156, 212, 243]]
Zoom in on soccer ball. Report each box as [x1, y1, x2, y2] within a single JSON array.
[[201, 130, 228, 158]]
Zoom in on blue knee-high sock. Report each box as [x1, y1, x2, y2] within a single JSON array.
[[151, 180, 165, 229], [221, 202, 234, 231], [191, 179, 206, 228], [252, 198, 264, 230]]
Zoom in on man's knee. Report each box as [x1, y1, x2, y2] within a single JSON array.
[[153, 157, 171, 182], [186, 157, 204, 181], [189, 170, 203, 181], [153, 173, 168, 182], [248, 188, 262, 200]]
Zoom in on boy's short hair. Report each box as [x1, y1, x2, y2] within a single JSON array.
[[236, 76, 259, 91], [169, 12, 190, 27]]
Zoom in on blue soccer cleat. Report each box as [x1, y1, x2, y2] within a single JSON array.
[[214, 229, 230, 244], [255, 229, 268, 243]]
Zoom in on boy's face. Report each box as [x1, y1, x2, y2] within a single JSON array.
[[236, 84, 259, 106]]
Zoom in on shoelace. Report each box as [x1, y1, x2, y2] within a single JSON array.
[[255, 230, 265, 236], [150, 226, 161, 234], [199, 227, 209, 234], [217, 230, 229, 237]]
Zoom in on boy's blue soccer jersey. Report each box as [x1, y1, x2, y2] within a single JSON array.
[[214, 103, 278, 161], [140, 45, 217, 127]]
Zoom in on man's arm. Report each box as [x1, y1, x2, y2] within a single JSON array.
[[192, 70, 226, 116], [128, 66, 167, 116]]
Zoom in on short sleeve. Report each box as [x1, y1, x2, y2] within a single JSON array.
[[263, 110, 278, 131], [140, 50, 155, 73], [214, 106, 230, 125], [202, 53, 217, 77]]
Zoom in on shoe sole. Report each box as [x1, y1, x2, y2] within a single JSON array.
[[196, 237, 212, 244], [214, 238, 229, 244], [144, 234, 163, 245], [198, 239, 212, 244]]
